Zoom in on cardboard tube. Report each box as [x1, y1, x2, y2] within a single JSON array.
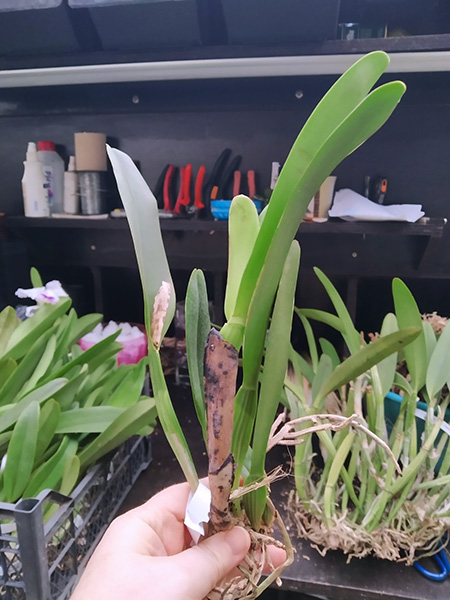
[[74, 132, 107, 172]]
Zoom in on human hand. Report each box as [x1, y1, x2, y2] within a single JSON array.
[[71, 481, 285, 600]]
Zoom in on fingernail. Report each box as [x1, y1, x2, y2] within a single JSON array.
[[223, 527, 251, 555]]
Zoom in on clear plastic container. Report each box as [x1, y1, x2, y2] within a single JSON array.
[[63, 155, 79, 214], [37, 141, 65, 215]]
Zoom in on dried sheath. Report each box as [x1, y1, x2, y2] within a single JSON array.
[[205, 328, 239, 532]]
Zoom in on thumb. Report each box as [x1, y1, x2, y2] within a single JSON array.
[[172, 527, 251, 599]]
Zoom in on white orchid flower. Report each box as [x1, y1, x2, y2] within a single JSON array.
[[15, 280, 68, 317]]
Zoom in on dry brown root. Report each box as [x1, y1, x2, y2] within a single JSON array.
[[287, 491, 450, 566], [206, 499, 294, 600]]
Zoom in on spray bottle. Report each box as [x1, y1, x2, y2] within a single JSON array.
[[22, 142, 50, 217]]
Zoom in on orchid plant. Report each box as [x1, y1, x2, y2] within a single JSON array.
[[286, 272, 450, 563], [108, 52, 419, 598], [0, 269, 156, 506]]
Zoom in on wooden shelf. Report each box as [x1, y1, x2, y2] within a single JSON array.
[[5, 215, 446, 320], [6, 215, 447, 237]]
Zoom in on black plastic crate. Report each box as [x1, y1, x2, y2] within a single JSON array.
[[221, 0, 341, 44], [0, 436, 152, 600], [69, 0, 206, 50], [0, 1, 81, 56]]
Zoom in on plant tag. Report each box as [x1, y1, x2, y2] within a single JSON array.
[[415, 408, 450, 437], [184, 482, 211, 544]]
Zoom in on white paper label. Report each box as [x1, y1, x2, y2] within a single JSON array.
[[184, 482, 211, 544]]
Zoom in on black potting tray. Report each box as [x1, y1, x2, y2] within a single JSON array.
[[0, 436, 152, 600]]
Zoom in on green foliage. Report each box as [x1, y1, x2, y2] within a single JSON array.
[[291, 272, 450, 539], [185, 270, 210, 440], [106, 146, 175, 338], [0, 274, 155, 505], [112, 51, 410, 541]]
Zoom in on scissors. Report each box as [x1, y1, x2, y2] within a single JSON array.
[[414, 544, 450, 582]]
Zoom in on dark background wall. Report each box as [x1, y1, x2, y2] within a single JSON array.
[[1, 71, 450, 220], [2, 70, 450, 335]]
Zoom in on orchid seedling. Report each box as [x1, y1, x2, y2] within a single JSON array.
[[108, 52, 418, 598], [287, 272, 450, 563]]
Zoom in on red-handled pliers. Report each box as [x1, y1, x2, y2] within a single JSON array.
[[194, 165, 206, 210], [163, 164, 176, 212], [232, 169, 256, 199], [173, 164, 193, 214]]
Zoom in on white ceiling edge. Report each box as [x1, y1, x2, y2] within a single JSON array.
[[0, 51, 449, 88]]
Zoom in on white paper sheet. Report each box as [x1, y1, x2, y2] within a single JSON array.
[[184, 482, 211, 544], [328, 189, 425, 222]]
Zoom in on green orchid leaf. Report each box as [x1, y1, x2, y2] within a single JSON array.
[[109, 361, 146, 408], [393, 371, 413, 397], [20, 334, 57, 397], [78, 398, 157, 470], [24, 437, 78, 499], [3, 401, 40, 502], [52, 311, 77, 364], [56, 406, 125, 433], [67, 313, 103, 347], [299, 314, 318, 372], [0, 379, 67, 433], [0, 330, 52, 404], [60, 455, 80, 496], [246, 242, 300, 527], [376, 312, 399, 399], [4, 299, 71, 361], [222, 54, 404, 349], [423, 321, 437, 369], [228, 52, 392, 315], [107, 145, 175, 339], [185, 269, 210, 439], [311, 354, 334, 409], [45, 332, 121, 382], [53, 368, 88, 411], [0, 307, 20, 358], [426, 321, 450, 400], [392, 278, 427, 392], [231, 386, 258, 483], [225, 195, 260, 321], [314, 327, 421, 409], [34, 399, 61, 465], [289, 343, 315, 385], [74, 359, 116, 402], [30, 267, 43, 288], [0, 358, 17, 389], [319, 338, 341, 372], [324, 431, 356, 525], [313, 268, 361, 355], [296, 308, 345, 334]]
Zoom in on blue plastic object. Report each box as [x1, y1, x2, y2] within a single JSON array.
[[414, 546, 450, 582], [211, 200, 262, 220], [384, 391, 450, 472]]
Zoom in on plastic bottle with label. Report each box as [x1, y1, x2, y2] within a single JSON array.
[[22, 142, 50, 217], [63, 155, 79, 214], [37, 141, 64, 214]]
